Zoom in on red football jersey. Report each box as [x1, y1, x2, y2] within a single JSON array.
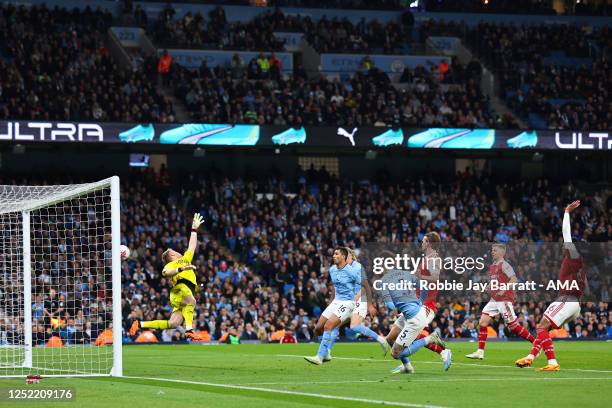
[[417, 254, 440, 312], [559, 250, 585, 298], [489, 259, 515, 302]]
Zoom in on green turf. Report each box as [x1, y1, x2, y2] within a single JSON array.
[[0, 341, 611, 408]]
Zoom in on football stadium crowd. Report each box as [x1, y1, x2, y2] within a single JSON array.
[[0, 4, 176, 123], [2, 166, 609, 346], [421, 20, 611, 130], [172, 58, 495, 128], [150, 7, 407, 54], [468, 23, 611, 130], [0, 167, 611, 347], [1, 4, 609, 129], [116, 167, 610, 344]]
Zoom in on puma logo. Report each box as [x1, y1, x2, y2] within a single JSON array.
[[337, 127, 358, 146]]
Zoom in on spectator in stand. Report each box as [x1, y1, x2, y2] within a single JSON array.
[[241, 323, 259, 340], [133, 4, 148, 28], [231, 53, 247, 79], [280, 329, 298, 344], [158, 50, 173, 86], [269, 53, 282, 81], [43, 288, 63, 329], [360, 56, 374, 71], [438, 59, 449, 82], [256, 53, 271, 79]]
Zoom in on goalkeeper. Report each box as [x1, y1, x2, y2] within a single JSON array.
[[129, 213, 206, 341]]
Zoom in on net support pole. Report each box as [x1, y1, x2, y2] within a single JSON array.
[[110, 176, 122, 377], [22, 210, 32, 369]]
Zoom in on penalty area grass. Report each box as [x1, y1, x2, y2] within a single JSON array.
[[0, 341, 610, 408]]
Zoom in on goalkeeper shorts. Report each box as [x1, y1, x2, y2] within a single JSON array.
[[170, 283, 194, 313]]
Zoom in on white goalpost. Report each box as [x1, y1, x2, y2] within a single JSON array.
[[0, 176, 122, 377]]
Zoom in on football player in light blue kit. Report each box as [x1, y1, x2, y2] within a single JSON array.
[[379, 268, 447, 374], [305, 247, 362, 365]]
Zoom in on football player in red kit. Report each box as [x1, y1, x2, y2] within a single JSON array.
[[515, 200, 587, 371], [466, 243, 535, 360]]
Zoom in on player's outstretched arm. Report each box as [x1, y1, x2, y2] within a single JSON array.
[[188, 213, 204, 253], [563, 200, 580, 258]]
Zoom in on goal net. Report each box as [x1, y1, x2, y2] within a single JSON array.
[[0, 177, 122, 377]]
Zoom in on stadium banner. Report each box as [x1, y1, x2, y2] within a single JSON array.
[[161, 49, 293, 72], [427, 37, 460, 56], [320, 54, 447, 74], [110, 27, 144, 47], [273, 32, 304, 52], [1, 121, 611, 151], [362, 242, 610, 306]]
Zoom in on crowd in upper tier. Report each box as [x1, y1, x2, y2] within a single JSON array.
[[173, 57, 497, 128], [0, 4, 609, 130]]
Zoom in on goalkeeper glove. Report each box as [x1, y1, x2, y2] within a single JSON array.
[[192, 213, 204, 231]]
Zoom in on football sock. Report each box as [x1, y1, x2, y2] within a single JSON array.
[[530, 327, 547, 357], [417, 332, 444, 353], [539, 330, 557, 363], [317, 330, 332, 359], [508, 319, 535, 342], [427, 342, 444, 353], [141, 320, 170, 330], [352, 324, 379, 340], [478, 325, 488, 350], [328, 327, 340, 352], [183, 304, 195, 331], [398, 338, 427, 359]]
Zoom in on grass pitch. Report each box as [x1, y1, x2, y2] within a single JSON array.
[[0, 341, 610, 408]]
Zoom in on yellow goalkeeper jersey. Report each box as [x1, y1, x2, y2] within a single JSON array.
[[164, 249, 197, 288]]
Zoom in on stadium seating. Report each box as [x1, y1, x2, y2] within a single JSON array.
[[2, 168, 609, 345], [117, 168, 609, 343], [150, 6, 286, 51], [0, 4, 175, 123], [468, 22, 610, 130], [172, 57, 496, 127], [148, 7, 406, 54], [420, 19, 610, 130]]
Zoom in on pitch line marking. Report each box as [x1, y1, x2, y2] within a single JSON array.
[[123, 375, 449, 408], [275, 354, 612, 374], [238, 377, 612, 386]]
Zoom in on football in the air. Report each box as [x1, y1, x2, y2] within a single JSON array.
[[120, 245, 130, 260]]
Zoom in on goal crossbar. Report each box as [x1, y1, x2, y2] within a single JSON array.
[[0, 177, 116, 214]]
